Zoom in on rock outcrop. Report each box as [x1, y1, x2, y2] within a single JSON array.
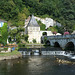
[[34, 16, 61, 29]]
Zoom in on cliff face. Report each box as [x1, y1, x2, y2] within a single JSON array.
[[34, 16, 61, 29]]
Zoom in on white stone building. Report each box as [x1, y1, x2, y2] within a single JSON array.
[[25, 15, 53, 43]]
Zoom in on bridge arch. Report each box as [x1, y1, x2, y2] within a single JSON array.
[[45, 40, 50, 46], [54, 42, 60, 47], [65, 42, 74, 51]]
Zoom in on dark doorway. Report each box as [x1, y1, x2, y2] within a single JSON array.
[[54, 42, 60, 47], [42, 32, 47, 36], [45, 40, 50, 46]]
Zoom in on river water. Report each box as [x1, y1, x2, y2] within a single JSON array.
[[0, 55, 75, 75]]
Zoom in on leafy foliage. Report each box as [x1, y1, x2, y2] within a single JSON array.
[[0, 23, 8, 45], [33, 39, 36, 43], [42, 32, 47, 36], [47, 26, 58, 33], [0, 0, 30, 27], [24, 0, 75, 33], [24, 34, 29, 42], [18, 43, 25, 47], [37, 20, 46, 30], [0, 0, 75, 36]]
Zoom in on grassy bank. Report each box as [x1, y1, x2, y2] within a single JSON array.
[[0, 50, 21, 56]]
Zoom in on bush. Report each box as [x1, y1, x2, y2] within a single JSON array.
[[0, 23, 8, 45], [33, 39, 36, 43], [64, 32, 69, 35], [18, 43, 25, 47], [37, 20, 46, 30], [44, 36, 47, 44], [24, 34, 29, 42]]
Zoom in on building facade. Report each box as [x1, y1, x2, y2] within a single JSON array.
[[25, 15, 53, 43]]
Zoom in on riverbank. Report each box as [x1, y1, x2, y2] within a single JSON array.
[[0, 50, 22, 61], [56, 57, 75, 65]]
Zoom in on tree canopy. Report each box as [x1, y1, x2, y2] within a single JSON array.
[[0, 0, 75, 33], [0, 23, 8, 45], [24, 0, 75, 32]]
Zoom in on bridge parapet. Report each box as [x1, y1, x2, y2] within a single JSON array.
[[47, 34, 75, 40]]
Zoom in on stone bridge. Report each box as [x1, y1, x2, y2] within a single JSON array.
[[45, 34, 75, 51]]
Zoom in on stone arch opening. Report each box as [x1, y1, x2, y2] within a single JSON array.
[[41, 32, 47, 44], [42, 32, 47, 36], [54, 42, 60, 47], [65, 42, 74, 51], [45, 40, 50, 46]]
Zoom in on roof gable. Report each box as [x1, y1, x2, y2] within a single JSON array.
[[28, 15, 40, 27]]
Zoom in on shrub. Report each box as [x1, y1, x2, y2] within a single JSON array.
[[37, 20, 46, 30], [33, 39, 36, 43], [18, 43, 25, 47], [64, 32, 70, 35], [53, 31, 57, 35], [44, 36, 47, 43]]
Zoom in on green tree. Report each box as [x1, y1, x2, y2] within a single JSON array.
[[37, 20, 46, 30], [0, 23, 8, 45], [24, 34, 29, 42]]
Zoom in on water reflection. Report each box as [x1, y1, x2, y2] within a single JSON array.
[[0, 56, 75, 75]]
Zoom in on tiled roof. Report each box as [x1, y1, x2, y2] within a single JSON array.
[[28, 15, 40, 27]]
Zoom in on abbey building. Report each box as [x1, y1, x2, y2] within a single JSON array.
[[25, 15, 53, 43]]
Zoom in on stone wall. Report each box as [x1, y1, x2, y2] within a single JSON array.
[[28, 27, 41, 43]]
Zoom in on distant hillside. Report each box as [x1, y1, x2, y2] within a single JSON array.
[[0, 0, 75, 33], [35, 16, 61, 29], [23, 0, 75, 32], [0, 0, 30, 27], [0, 23, 8, 45]]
